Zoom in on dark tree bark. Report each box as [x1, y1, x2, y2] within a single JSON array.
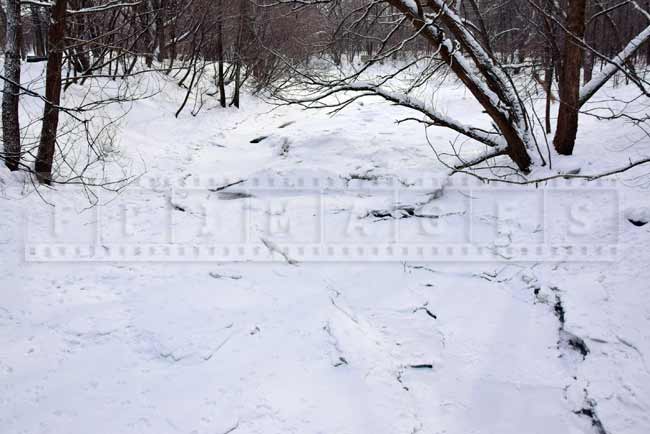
[[466, 0, 494, 56], [389, 0, 532, 171], [231, 0, 250, 108], [553, 0, 587, 155], [2, 0, 22, 171], [217, 0, 226, 108], [138, 1, 154, 67], [0, 5, 5, 48], [544, 63, 554, 134], [72, 0, 91, 75], [155, 0, 167, 63], [35, 0, 68, 184], [30, 5, 47, 57], [583, 50, 594, 83], [167, 9, 177, 74]]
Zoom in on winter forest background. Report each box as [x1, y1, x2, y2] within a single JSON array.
[[2, 0, 650, 180], [2, 1, 650, 434]]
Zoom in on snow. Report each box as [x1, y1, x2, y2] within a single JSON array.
[[579, 23, 650, 106], [1, 62, 650, 434]]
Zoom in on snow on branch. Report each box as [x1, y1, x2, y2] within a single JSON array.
[[294, 82, 507, 149], [424, 0, 526, 126], [68, 1, 142, 15], [19, 0, 53, 7], [20, 0, 141, 14], [579, 23, 650, 106]]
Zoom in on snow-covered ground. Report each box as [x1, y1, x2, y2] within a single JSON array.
[[1, 65, 650, 434]]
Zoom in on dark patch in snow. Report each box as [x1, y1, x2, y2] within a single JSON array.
[[627, 218, 648, 227], [277, 138, 290, 157], [334, 357, 348, 367], [554, 295, 566, 325], [343, 172, 415, 188], [209, 179, 246, 192], [427, 187, 445, 200], [568, 335, 589, 359], [478, 269, 513, 283], [553, 294, 590, 359], [220, 421, 240, 434], [534, 285, 590, 360], [625, 207, 650, 227], [406, 264, 440, 274], [529, 281, 604, 429], [250, 136, 268, 143], [413, 303, 437, 319], [217, 191, 254, 200], [261, 237, 298, 265], [367, 209, 396, 220], [396, 369, 409, 391], [364, 207, 465, 221], [323, 322, 348, 367], [278, 121, 295, 129], [409, 364, 434, 369], [346, 172, 380, 182], [563, 331, 590, 358], [574, 399, 608, 434]]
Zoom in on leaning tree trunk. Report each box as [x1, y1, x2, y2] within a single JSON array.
[[35, 0, 68, 184], [2, 0, 22, 171], [553, 0, 587, 156], [388, 0, 532, 171]]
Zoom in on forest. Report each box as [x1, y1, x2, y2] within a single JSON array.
[[1, 0, 650, 181], [1, 2, 650, 434]]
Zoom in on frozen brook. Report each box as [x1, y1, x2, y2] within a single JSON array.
[[1, 70, 649, 434]]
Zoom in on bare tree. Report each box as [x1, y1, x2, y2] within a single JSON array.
[[553, 0, 588, 155], [0, 0, 646, 184], [2, 0, 22, 171], [35, 0, 69, 184], [269, 0, 537, 171], [261, 0, 650, 178]]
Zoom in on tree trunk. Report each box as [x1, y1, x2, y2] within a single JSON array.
[[155, 0, 166, 63], [583, 14, 598, 84], [388, 0, 532, 171], [553, 0, 587, 156], [217, 0, 226, 108], [138, 1, 154, 67], [30, 6, 47, 57], [2, 0, 22, 171], [167, 16, 177, 74], [544, 63, 554, 134], [583, 50, 594, 83], [231, 0, 249, 108], [35, 0, 68, 184], [72, 0, 90, 75]]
